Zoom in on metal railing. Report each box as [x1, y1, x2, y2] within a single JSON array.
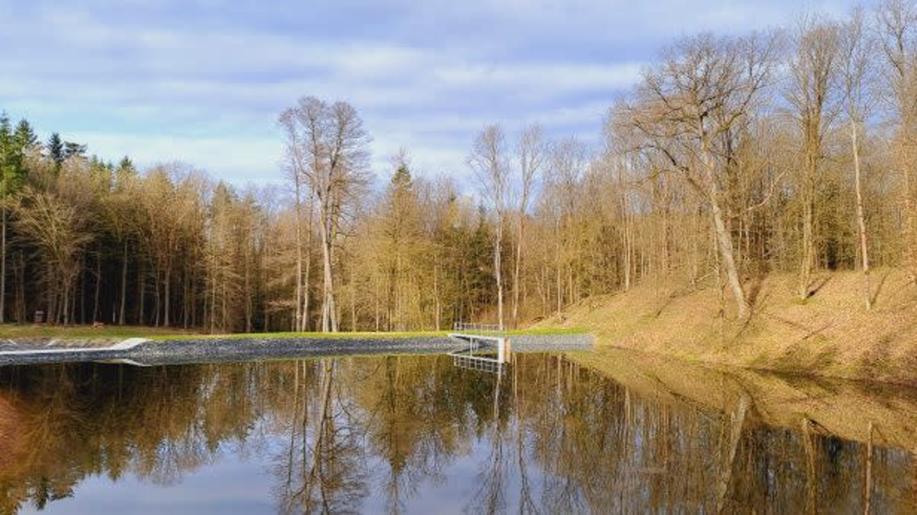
[[453, 322, 503, 332], [452, 354, 505, 374]]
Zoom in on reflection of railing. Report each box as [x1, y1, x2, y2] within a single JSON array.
[[453, 322, 503, 332], [452, 353, 505, 374]]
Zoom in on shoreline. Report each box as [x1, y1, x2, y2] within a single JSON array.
[[0, 332, 594, 367]]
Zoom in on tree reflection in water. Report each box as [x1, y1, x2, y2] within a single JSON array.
[[0, 353, 914, 514]]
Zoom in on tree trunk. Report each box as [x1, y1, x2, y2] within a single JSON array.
[[300, 194, 314, 332], [621, 161, 633, 291], [799, 179, 816, 300], [138, 259, 146, 325], [904, 133, 917, 284], [350, 265, 356, 332], [374, 280, 380, 332], [210, 266, 217, 333], [188, 260, 196, 328], [245, 244, 252, 332], [153, 268, 161, 327], [624, 221, 633, 291], [386, 264, 396, 331], [221, 267, 228, 331], [495, 215, 504, 330], [119, 241, 128, 325], [294, 176, 304, 332], [433, 263, 441, 331], [852, 120, 872, 310], [92, 252, 101, 322], [318, 207, 337, 332], [511, 215, 523, 329], [78, 262, 85, 324], [703, 144, 750, 319], [1, 207, 6, 324], [555, 257, 562, 315], [163, 264, 171, 327], [15, 252, 24, 323]]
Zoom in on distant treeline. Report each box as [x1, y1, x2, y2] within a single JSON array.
[[3, 2, 917, 331]]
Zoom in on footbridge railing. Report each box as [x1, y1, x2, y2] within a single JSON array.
[[452, 322, 503, 332]]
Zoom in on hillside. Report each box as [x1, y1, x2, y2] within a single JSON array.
[[539, 269, 917, 385]]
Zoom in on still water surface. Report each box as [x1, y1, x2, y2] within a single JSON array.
[[0, 352, 914, 514]]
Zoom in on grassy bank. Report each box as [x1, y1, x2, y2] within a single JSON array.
[[0, 324, 194, 341], [539, 268, 917, 384], [159, 326, 585, 340], [0, 324, 582, 343]]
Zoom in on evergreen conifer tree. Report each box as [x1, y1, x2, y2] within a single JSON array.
[[47, 132, 64, 168]]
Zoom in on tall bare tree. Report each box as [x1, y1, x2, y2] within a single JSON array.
[[624, 33, 776, 319], [280, 97, 370, 332], [878, 0, 917, 283], [545, 136, 589, 312], [13, 184, 92, 324], [787, 16, 841, 300], [469, 125, 510, 329], [840, 8, 878, 309], [511, 124, 546, 328]]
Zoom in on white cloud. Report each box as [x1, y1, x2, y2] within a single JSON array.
[[0, 0, 863, 185]]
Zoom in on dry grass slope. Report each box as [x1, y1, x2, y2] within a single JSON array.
[[540, 269, 917, 384]]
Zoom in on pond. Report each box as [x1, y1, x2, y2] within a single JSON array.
[[0, 352, 914, 514]]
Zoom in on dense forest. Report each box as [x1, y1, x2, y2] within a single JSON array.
[[3, 2, 917, 333]]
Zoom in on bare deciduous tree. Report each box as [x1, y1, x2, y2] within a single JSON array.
[[623, 32, 776, 319], [511, 124, 546, 328], [787, 16, 841, 300], [840, 8, 878, 309], [878, 0, 917, 283], [469, 125, 510, 329], [13, 185, 92, 324], [280, 97, 370, 332]]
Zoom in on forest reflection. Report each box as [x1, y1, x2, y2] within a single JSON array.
[[0, 354, 914, 514]]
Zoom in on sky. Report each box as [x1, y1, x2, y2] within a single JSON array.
[[0, 0, 858, 188]]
